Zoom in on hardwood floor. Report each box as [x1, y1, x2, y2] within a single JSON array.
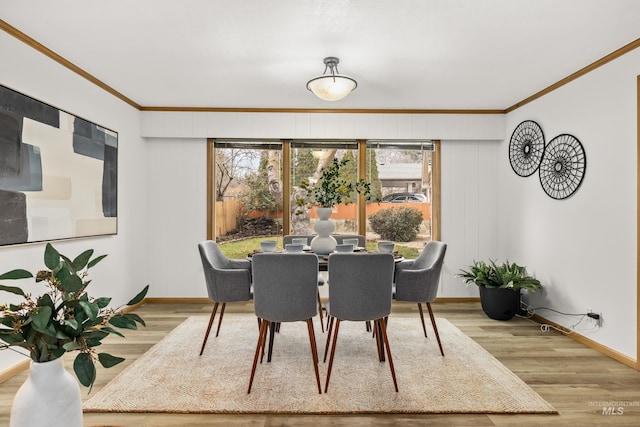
[[1, 301, 639, 426]]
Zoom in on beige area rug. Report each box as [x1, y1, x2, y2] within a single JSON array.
[[83, 314, 557, 414]]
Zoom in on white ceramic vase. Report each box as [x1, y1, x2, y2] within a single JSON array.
[[11, 358, 83, 427], [310, 207, 337, 255]]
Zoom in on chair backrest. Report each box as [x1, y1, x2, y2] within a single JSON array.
[[199, 240, 233, 269], [198, 240, 252, 302], [283, 234, 366, 247], [251, 253, 319, 323], [327, 253, 395, 321], [414, 241, 447, 272], [395, 240, 447, 303]]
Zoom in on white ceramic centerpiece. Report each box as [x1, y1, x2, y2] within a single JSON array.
[[310, 207, 337, 255], [295, 157, 372, 256]]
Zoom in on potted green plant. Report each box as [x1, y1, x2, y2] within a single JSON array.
[[457, 260, 542, 320], [294, 157, 372, 254], [0, 243, 148, 426], [295, 157, 372, 211]]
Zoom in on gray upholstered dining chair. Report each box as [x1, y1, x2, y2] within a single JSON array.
[[282, 234, 334, 332], [324, 252, 398, 393], [248, 253, 322, 394], [393, 240, 447, 356], [197, 240, 252, 356]]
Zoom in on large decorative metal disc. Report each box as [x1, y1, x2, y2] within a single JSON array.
[[509, 120, 545, 177], [539, 134, 586, 200]]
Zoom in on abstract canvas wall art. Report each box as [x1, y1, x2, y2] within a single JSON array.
[[0, 85, 117, 246]]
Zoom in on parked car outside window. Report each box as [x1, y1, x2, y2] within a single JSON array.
[[382, 192, 428, 203]]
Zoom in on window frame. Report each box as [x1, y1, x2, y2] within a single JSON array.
[[207, 138, 441, 242]]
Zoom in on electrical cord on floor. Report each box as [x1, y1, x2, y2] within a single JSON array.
[[518, 303, 591, 335]]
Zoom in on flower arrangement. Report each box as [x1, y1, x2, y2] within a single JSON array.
[[295, 157, 372, 213], [0, 243, 148, 390]]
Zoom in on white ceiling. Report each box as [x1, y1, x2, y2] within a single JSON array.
[[2, 0, 640, 110]]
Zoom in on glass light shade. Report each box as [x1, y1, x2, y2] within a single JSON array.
[[306, 75, 357, 101]]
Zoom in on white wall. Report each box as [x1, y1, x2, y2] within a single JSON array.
[[143, 138, 502, 300], [142, 120, 504, 299], [440, 140, 501, 297], [0, 32, 147, 370], [145, 138, 208, 297], [501, 50, 640, 358]]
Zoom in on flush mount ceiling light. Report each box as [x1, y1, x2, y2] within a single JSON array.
[[306, 57, 357, 101]]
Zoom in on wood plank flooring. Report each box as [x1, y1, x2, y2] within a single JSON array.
[[1, 301, 639, 426]]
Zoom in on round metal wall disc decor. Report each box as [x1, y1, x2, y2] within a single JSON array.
[[539, 134, 586, 200], [509, 120, 545, 177]]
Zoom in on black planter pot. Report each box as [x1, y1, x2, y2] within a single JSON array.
[[479, 286, 521, 320]]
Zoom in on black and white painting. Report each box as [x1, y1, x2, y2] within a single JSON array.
[[0, 85, 117, 246]]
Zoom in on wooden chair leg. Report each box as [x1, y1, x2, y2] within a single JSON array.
[[374, 321, 384, 362], [258, 319, 268, 362], [215, 303, 226, 337], [265, 321, 277, 363], [417, 303, 428, 338], [306, 319, 322, 394], [323, 316, 335, 362], [377, 318, 399, 392], [317, 291, 325, 332], [426, 303, 444, 356], [248, 319, 269, 393], [324, 319, 341, 393], [199, 302, 219, 356]]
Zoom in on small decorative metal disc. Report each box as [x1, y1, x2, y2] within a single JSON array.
[[539, 134, 586, 200], [509, 120, 545, 177]]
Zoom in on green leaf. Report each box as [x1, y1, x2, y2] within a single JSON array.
[[63, 341, 81, 351], [44, 243, 61, 270], [126, 284, 149, 306], [72, 249, 94, 271], [63, 318, 79, 330], [31, 306, 52, 330], [94, 297, 112, 308], [0, 284, 26, 296], [0, 333, 26, 344], [79, 301, 99, 321], [100, 326, 125, 338], [124, 312, 146, 327], [0, 269, 33, 280], [60, 273, 83, 293], [73, 352, 96, 388], [83, 330, 109, 341], [0, 317, 14, 327], [108, 316, 137, 329], [88, 254, 108, 269], [40, 293, 55, 308], [98, 352, 125, 368], [55, 329, 71, 339]]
